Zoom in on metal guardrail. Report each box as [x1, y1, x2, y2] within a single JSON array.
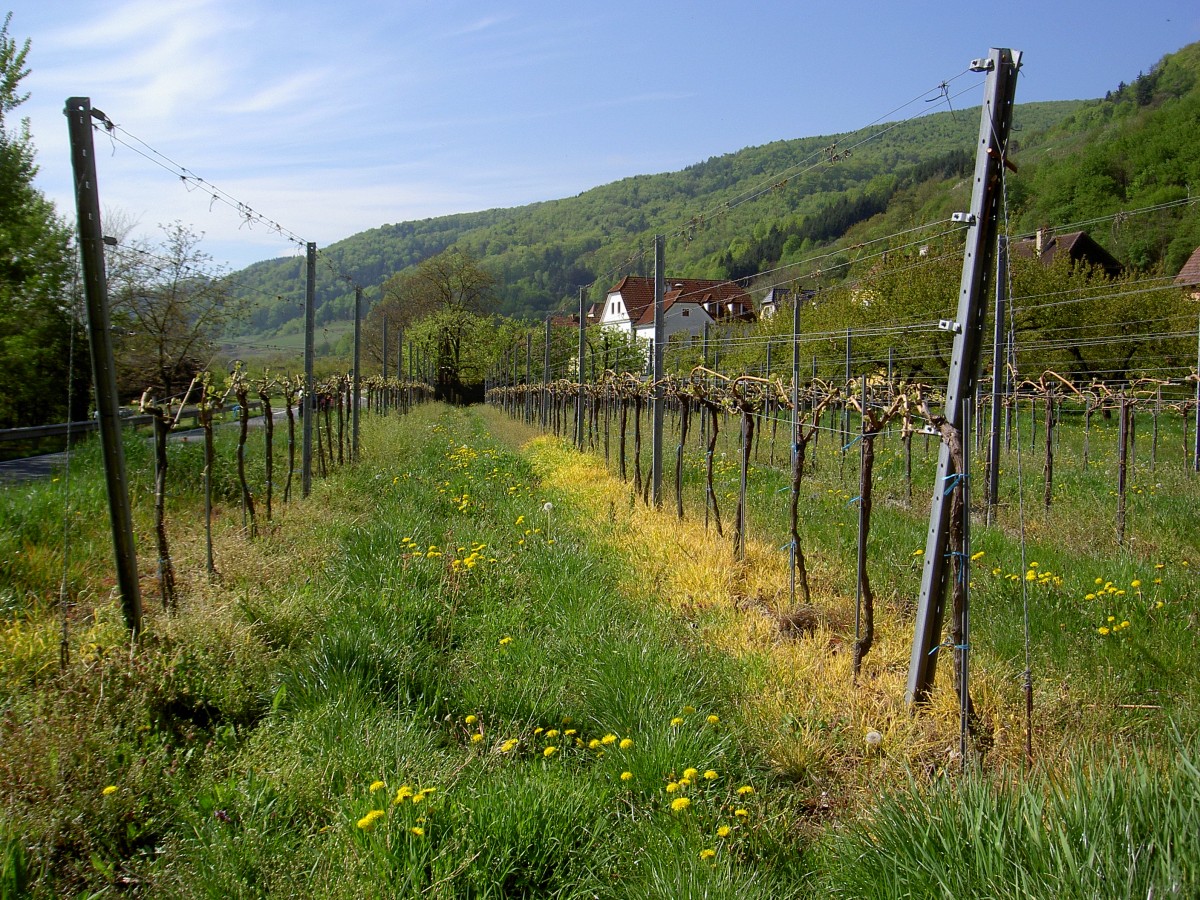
[[0, 402, 263, 444]]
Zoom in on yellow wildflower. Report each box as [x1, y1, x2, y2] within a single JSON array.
[[699, 848, 716, 860], [369, 780, 386, 793], [543, 746, 558, 758], [671, 797, 691, 812], [717, 825, 731, 838], [102, 785, 118, 796], [619, 738, 634, 749], [357, 810, 385, 830], [620, 771, 633, 781]]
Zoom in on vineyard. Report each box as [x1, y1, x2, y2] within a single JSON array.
[[2, 347, 1199, 895]]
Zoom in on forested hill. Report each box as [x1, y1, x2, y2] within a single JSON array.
[[227, 40, 1200, 338]]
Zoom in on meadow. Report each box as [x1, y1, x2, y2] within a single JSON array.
[[0, 397, 1197, 898]]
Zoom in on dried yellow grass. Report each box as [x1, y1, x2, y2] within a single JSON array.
[[493, 410, 1027, 810]]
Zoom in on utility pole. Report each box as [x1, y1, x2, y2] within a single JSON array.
[[352, 285, 362, 460], [906, 48, 1021, 707], [651, 235, 665, 507], [302, 242, 316, 498], [65, 97, 142, 635]]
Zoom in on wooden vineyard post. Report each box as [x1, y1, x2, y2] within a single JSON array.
[[1118, 392, 1129, 547], [302, 242, 316, 498], [65, 97, 142, 634], [906, 48, 1021, 708]]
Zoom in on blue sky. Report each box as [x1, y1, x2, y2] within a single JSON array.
[[11, 0, 1200, 273]]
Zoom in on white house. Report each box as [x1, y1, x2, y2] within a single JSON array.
[[599, 276, 754, 345]]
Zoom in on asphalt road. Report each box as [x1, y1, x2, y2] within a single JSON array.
[[0, 411, 289, 486]]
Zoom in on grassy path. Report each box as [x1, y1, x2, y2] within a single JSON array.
[[2, 402, 1198, 897]]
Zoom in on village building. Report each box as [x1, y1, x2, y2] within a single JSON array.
[[598, 276, 754, 347], [1173, 245, 1200, 301], [1012, 228, 1123, 277]]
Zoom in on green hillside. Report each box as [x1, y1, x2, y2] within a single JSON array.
[[229, 40, 1200, 344]]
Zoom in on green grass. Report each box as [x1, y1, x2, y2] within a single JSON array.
[[818, 738, 1200, 898]]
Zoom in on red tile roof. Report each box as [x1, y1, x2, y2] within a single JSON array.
[[1012, 230, 1122, 276], [608, 276, 752, 326], [1174, 246, 1200, 288]]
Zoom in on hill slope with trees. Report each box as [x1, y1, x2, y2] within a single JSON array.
[[226, 42, 1200, 363]]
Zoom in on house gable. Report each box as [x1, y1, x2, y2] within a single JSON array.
[[1013, 229, 1123, 277]]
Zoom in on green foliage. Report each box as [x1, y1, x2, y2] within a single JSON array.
[[0, 13, 83, 429]]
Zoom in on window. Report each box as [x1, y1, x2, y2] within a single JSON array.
[[681, 309, 690, 317]]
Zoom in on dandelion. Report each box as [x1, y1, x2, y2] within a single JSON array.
[[1155, 600, 1164, 609], [542, 502, 553, 513], [545, 729, 559, 739], [499, 636, 513, 646], [912, 549, 924, 557], [500, 739, 519, 753], [619, 738, 634, 750], [970, 551, 985, 561], [543, 746, 558, 758], [620, 771, 633, 781], [717, 825, 731, 838], [1086, 593, 1096, 601], [515, 515, 525, 526], [683, 768, 699, 781], [734, 808, 748, 818], [670, 717, 684, 728], [601, 733, 617, 745], [706, 715, 720, 725], [564, 729, 577, 736], [699, 848, 716, 860], [1131, 580, 1141, 588], [703, 770, 718, 780], [393, 786, 413, 804], [1098, 626, 1111, 635], [682, 705, 696, 715], [588, 739, 601, 750], [666, 782, 680, 793], [737, 785, 755, 796], [671, 797, 691, 812], [410, 826, 425, 837], [865, 730, 883, 749], [470, 733, 484, 744], [465, 715, 478, 725], [357, 810, 385, 830], [1095, 577, 1104, 585], [102, 785, 118, 796], [369, 780, 386, 793]]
